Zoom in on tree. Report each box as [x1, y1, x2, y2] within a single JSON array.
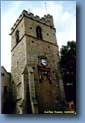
[[60, 41, 76, 111]]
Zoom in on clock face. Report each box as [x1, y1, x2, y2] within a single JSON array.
[[41, 59, 48, 66]]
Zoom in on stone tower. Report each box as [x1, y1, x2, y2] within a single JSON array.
[[10, 10, 65, 114]]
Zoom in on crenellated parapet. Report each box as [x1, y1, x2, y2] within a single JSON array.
[[10, 10, 55, 34], [22, 10, 54, 27]]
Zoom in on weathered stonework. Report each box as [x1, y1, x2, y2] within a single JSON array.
[[11, 10, 65, 114], [1, 66, 16, 113]]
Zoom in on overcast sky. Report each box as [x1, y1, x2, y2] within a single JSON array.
[[1, 1, 76, 72]]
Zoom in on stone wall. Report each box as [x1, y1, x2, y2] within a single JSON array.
[[11, 10, 65, 113]]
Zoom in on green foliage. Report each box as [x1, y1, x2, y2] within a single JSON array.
[[60, 41, 76, 110]]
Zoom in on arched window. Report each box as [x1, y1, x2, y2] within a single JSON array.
[[15, 30, 19, 44], [36, 26, 42, 40]]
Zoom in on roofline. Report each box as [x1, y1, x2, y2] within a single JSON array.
[[1, 66, 7, 72], [10, 10, 55, 35]]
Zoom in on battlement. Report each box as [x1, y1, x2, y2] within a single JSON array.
[[10, 10, 55, 34]]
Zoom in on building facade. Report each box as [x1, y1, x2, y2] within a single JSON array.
[[1, 66, 16, 114], [10, 10, 65, 114]]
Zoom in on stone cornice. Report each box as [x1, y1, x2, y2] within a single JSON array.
[[11, 34, 58, 52]]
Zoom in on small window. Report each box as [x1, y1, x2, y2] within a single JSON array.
[[30, 27, 32, 29], [4, 86, 7, 97], [36, 26, 42, 40], [4, 86, 7, 92], [1, 73, 4, 76], [15, 30, 19, 44]]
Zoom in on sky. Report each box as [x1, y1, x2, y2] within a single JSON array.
[[1, 1, 76, 72]]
